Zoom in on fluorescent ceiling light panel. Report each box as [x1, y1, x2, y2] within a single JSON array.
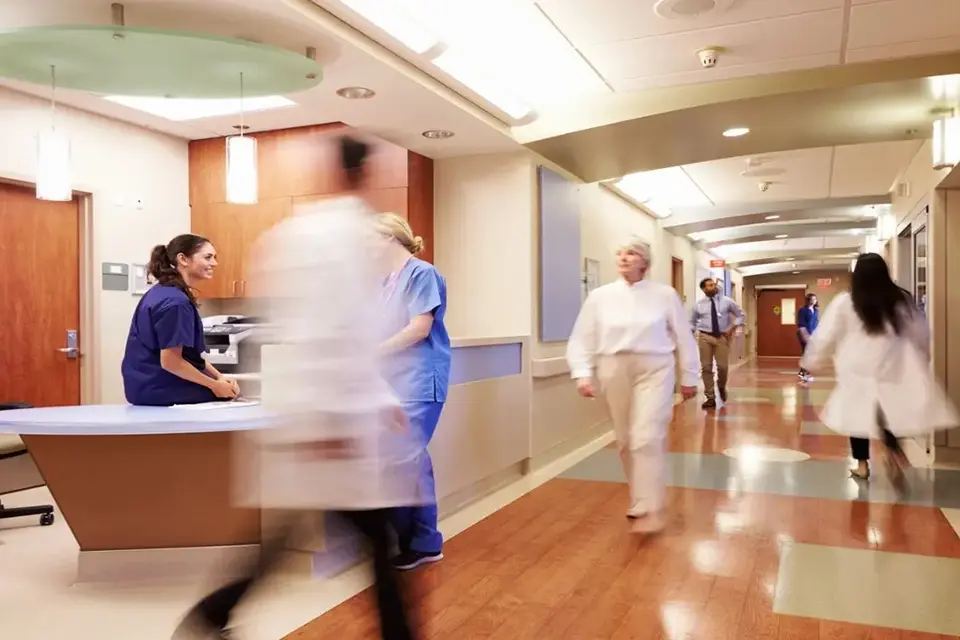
[[103, 95, 296, 121], [432, 50, 532, 120], [402, 0, 608, 114], [615, 167, 711, 219], [339, 0, 441, 55]]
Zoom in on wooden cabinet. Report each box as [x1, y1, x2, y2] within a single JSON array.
[[191, 197, 291, 299], [189, 123, 434, 299]]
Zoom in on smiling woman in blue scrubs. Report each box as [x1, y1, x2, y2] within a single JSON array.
[[121, 234, 238, 406], [376, 213, 451, 571]]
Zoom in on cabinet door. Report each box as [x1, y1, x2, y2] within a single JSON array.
[[193, 198, 293, 298], [239, 197, 292, 291], [192, 203, 247, 299]]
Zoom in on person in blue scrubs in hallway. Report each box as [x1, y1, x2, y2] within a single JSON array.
[[122, 234, 239, 406], [376, 213, 451, 571]]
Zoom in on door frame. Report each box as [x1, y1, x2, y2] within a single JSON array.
[[1, 175, 97, 404]]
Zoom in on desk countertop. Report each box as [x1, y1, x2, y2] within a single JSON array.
[[0, 404, 275, 436]]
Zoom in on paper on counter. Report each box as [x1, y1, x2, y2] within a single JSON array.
[[172, 400, 261, 410]]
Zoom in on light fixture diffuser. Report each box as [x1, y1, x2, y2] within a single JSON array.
[[104, 95, 296, 121], [36, 128, 71, 201], [614, 167, 710, 219], [932, 116, 960, 170], [432, 49, 532, 120], [339, 0, 443, 56], [722, 127, 750, 138], [226, 136, 258, 205]]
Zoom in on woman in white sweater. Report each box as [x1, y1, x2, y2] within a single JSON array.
[[567, 238, 699, 533], [801, 253, 957, 488]]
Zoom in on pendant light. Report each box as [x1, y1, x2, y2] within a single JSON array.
[[36, 65, 72, 201], [225, 72, 258, 204]]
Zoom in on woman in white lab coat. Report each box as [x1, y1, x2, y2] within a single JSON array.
[[567, 238, 699, 533], [174, 135, 421, 640], [801, 253, 957, 487]]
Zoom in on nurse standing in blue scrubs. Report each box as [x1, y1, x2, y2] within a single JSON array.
[[121, 234, 239, 406], [376, 213, 451, 571]]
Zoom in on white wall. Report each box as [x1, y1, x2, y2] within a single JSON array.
[[578, 183, 717, 308], [433, 152, 535, 339], [0, 88, 190, 403]]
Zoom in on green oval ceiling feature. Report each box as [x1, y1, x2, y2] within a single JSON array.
[[0, 26, 322, 98]]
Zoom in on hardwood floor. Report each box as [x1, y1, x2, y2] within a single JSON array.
[[288, 360, 960, 640]]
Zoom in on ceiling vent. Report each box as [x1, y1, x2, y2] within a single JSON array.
[[741, 157, 785, 178], [654, 0, 735, 19]]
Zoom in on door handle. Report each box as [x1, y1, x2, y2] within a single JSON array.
[[58, 330, 79, 360]]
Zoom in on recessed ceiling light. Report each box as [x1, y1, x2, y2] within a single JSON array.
[[775, 234, 788, 239], [723, 127, 750, 138], [103, 95, 296, 121], [784, 257, 795, 261], [422, 129, 455, 139], [765, 215, 780, 220], [792, 271, 800, 274], [336, 86, 376, 100]]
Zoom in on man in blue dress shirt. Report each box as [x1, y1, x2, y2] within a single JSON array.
[[691, 278, 746, 409]]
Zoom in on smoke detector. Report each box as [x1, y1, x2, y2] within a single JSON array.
[[698, 47, 724, 68], [654, 0, 735, 19]]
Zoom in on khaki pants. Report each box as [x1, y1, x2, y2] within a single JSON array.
[[596, 353, 675, 517], [697, 333, 729, 400]]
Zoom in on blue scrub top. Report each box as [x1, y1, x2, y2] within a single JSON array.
[[798, 305, 819, 334], [121, 285, 215, 407], [382, 258, 452, 403]]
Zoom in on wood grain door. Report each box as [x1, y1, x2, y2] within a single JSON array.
[[0, 183, 81, 407], [756, 289, 806, 357]]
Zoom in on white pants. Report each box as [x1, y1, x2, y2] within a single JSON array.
[[596, 353, 675, 516]]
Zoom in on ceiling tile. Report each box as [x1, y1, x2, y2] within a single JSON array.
[[582, 10, 844, 83], [537, 0, 843, 47], [615, 53, 839, 92], [847, 0, 960, 50], [829, 140, 923, 198], [682, 148, 834, 205], [846, 35, 960, 64]]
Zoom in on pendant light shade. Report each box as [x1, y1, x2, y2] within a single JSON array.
[[36, 127, 72, 201], [932, 116, 960, 170], [226, 135, 258, 204]]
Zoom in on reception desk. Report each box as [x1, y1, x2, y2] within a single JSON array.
[[0, 336, 531, 584]]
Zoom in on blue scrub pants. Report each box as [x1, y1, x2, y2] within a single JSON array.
[[390, 401, 445, 554]]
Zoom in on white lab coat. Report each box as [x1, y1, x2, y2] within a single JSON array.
[[801, 292, 958, 438], [236, 196, 425, 511]]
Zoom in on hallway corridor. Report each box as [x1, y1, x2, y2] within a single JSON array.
[[294, 359, 960, 639]]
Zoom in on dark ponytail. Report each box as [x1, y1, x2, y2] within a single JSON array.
[[147, 234, 210, 306]]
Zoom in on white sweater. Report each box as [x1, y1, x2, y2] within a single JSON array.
[[566, 279, 700, 387]]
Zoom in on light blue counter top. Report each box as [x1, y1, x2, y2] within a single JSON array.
[[0, 404, 276, 436]]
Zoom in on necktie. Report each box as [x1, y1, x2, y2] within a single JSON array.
[[710, 297, 721, 336]]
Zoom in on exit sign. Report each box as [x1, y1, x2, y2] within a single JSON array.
[[710, 259, 726, 268], [817, 278, 833, 287]]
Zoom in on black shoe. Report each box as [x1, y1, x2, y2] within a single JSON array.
[[702, 398, 716, 409], [392, 549, 443, 571], [719, 387, 727, 402]]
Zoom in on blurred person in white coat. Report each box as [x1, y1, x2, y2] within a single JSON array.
[[567, 238, 699, 533], [801, 253, 958, 487], [174, 135, 422, 640]]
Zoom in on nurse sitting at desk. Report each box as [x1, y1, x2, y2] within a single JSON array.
[[121, 234, 239, 406]]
